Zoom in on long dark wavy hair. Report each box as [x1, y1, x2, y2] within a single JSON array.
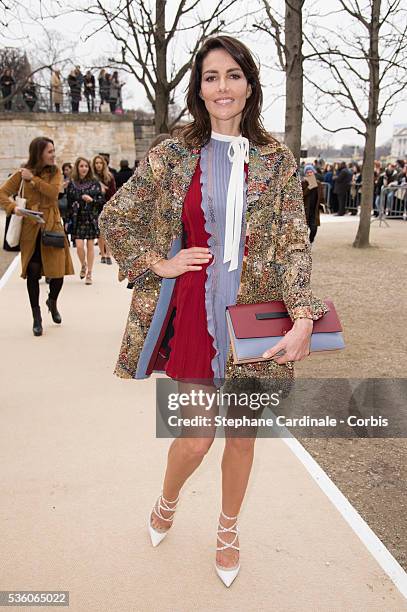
[[179, 35, 276, 148], [24, 137, 58, 177]]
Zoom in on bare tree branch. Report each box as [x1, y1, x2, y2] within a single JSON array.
[[71, 0, 241, 133], [303, 102, 365, 136]]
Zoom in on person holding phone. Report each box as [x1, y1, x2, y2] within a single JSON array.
[[0, 137, 74, 336], [301, 164, 325, 243]]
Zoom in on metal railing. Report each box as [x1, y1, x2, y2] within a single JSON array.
[[311, 179, 407, 222], [347, 182, 362, 214], [372, 184, 407, 225], [1, 81, 123, 114], [321, 182, 332, 212], [320, 181, 359, 215]]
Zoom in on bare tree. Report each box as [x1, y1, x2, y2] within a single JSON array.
[[0, 48, 32, 110], [0, 0, 34, 41], [0, 0, 17, 28], [78, 0, 239, 134], [304, 0, 407, 248], [0, 2, 75, 112], [254, 0, 305, 163]]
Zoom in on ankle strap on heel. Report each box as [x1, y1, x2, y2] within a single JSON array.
[[152, 492, 180, 522], [217, 511, 240, 552], [220, 509, 238, 521], [161, 492, 179, 505]]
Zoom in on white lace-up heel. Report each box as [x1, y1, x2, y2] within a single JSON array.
[[215, 510, 240, 587], [148, 492, 179, 547]]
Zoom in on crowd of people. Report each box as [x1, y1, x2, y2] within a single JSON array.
[[0, 66, 125, 114], [57, 154, 140, 284], [0, 138, 142, 337], [0, 132, 172, 337], [297, 157, 407, 243]]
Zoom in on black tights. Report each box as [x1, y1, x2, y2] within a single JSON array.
[[26, 234, 64, 309]]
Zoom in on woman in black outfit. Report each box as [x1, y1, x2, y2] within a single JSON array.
[[84, 70, 96, 113], [22, 78, 37, 111], [66, 157, 104, 285], [68, 69, 81, 113], [58, 162, 73, 243], [98, 69, 110, 110], [333, 161, 352, 216], [1, 68, 15, 111], [301, 164, 325, 243]]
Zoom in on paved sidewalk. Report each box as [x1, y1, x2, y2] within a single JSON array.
[[320, 212, 359, 223], [0, 251, 406, 612], [0, 209, 17, 276]]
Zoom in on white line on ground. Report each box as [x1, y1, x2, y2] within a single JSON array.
[[273, 422, 407, 601], [0, 254, 19, 291]]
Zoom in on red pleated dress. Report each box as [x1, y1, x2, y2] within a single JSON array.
[[146, 160, 216, 382]]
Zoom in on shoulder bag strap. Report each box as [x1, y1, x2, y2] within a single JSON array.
[[18, 176, 24, 199]]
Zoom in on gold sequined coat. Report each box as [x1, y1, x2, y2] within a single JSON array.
[[98, 136, 329, 381]]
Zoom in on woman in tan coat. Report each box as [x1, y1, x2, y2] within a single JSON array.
[[0, 136, 74, 336], [51, 70, 63, 113]]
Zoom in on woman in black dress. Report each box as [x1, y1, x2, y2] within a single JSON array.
[[1, 68, 15, 111], [66, 157, 104, 285]]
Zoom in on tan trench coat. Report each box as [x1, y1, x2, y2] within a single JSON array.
[[0, 168, 74, 279], [99, 136, 329, 382], [51, 73, 63, 105]]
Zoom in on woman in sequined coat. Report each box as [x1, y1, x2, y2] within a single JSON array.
[[99, 36, 328, 586]]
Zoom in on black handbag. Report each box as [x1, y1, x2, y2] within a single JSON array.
[[42, 230, 65, 248], [58, 193, 68, 216]]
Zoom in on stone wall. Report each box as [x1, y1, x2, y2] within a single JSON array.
[[0, 112, 137, 181], [134, 117, 156, 161]]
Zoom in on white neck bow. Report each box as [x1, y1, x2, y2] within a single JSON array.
[[211, 133, 249, 272]]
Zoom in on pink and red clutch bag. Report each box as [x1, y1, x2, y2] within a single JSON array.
[[226, 299, 344, 364]]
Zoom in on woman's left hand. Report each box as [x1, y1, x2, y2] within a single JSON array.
[[262, 318, 313, 364], [82, 194, 93, 202], [20, 168, 34, 181]]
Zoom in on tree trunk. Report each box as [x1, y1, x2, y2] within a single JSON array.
[[155, 86, 170, 134], [354, 127, 376, 247], [284, 0, 303, 163], [353, 0, 380, 248], [154, 0, 169, 134]]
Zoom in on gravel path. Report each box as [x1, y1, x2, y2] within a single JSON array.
[[297, 214, 407, 571]]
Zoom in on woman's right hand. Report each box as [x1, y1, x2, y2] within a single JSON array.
[[14, 206, 24, 216], [151, 247, 212, 278]]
